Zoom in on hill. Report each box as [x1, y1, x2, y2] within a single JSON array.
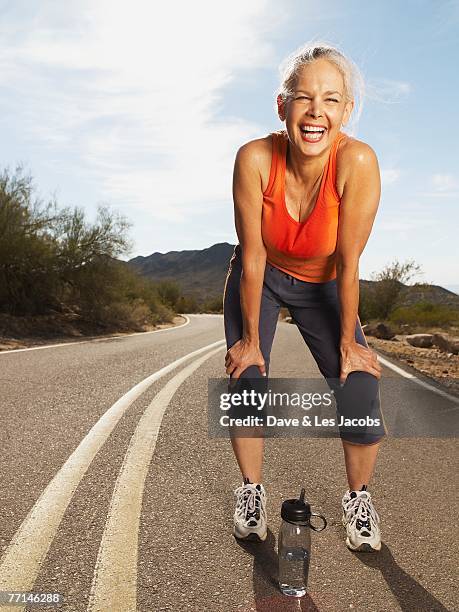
[[359, 280, 459, 309], [128, 242, 235, 302], [128, 244, 459, 309]]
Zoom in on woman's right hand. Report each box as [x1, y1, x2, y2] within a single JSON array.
[[225, 338, 266, 380]]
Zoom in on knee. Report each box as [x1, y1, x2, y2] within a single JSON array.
[[340, 371, 379, 404], [231, 361, 270, 379], [335, 372, 385, 442], [340, 432, 386, 445]]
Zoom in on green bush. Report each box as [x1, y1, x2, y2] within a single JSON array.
[[359, 259, 423, 322], [389, 302, 459, 327], [201, 295, 223, 313], [155, 280, 182, 310], [94, 299, 149, 331], [358, 288, 377, 323], [176, 294, 200, 313], [0, 165, 181, 331]]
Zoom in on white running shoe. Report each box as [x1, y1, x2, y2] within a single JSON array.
[[233, 479, 267, 541], [341, 487, 381, 552]]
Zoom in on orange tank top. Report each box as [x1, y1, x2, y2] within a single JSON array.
[[262, 129, 347, 283]]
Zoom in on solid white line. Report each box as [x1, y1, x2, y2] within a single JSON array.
[[377, 354, 459, 405], [0, 338, 225, 607], [87, 345, 225, 612], [0, 315, 190, 355]]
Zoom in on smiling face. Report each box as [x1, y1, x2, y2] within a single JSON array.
[[277, 58, 354, 156]]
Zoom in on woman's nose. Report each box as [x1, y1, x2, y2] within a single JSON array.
[[307, 98, 323, 118], [308, 109, 322, 119]]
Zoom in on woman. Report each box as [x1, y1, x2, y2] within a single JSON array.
[[223, 42, 386, 553]]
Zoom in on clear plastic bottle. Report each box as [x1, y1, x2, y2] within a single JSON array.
[[278, 488, 327, 597]]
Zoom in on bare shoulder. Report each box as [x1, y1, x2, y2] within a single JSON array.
[[338, 135, 378, 165], [335, 135, 379, 197], [235, 134, 273, 193]]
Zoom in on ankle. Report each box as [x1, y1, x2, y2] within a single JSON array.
[[243, 476, 263, 485], [348, 483, 368, 493]]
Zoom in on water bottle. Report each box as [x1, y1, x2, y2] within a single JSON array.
[[278, 488, 327, 597]]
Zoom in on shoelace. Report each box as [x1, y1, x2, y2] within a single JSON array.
[[343, 492, 380, 530], [234, 484, 265, 524]]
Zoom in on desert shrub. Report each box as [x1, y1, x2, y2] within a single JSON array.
[[176, 294, 200, 313], [390, 302, 459, 327], [201, 295, 223, 313], [93, 299, 150, 331], [370, 259, 422, 319], [358, 286, 378, 322], [155, 280, 182, 310], [359, 259, 423, 322], [0, 165, 179, 329]]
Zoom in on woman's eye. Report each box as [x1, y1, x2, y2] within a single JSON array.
[[295, 96, 338, 102]]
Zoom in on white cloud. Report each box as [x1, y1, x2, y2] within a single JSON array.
[[431, 173, 458, 192], [366, 78, 412, 104], [380, 168, 400, 185], [418, 173, 459, 198], [0, 0, 287, 221]]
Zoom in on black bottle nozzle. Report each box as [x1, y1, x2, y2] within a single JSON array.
[[281, 487, 310, 523], [281, 486, 327, 531]]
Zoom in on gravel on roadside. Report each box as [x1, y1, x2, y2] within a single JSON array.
[[367, 335, 459, 396]]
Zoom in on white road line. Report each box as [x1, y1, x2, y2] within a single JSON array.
[[285, 317, 458, 406], [8, 316, 453, 407], [377, 354, 459, 405], [0, 315, 190, 355], [87, 345, 225, 612], [0, 339, 225, 609]]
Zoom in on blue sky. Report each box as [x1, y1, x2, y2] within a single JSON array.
[[1, 0, 458, 288]]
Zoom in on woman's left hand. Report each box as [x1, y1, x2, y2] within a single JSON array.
[[339, 341, 381, 386]]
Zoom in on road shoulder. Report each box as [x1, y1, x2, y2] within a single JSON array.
[[0, 315, 187, 352]]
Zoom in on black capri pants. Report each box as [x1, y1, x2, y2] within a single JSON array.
[[223, 244, 387, 445]]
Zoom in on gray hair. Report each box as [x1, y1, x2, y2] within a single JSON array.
[[276, 40, 365, 135]]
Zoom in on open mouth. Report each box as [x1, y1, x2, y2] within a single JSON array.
[[300, 125, 326, 143]]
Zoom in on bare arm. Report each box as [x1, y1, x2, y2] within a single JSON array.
[[233, 142, 267, 342], [336, 141, 382, 384], [225, 141, 267, 378]]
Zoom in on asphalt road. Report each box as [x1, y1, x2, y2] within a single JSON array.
[[0, 314, 457, 612]]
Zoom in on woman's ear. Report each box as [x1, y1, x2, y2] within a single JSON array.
[[277, 94, 286, 121], [342, 99, 354, 127]]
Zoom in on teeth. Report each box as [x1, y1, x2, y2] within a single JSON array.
[[301, 126, 325, 132]]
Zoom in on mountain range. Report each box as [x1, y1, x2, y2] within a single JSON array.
[[128, 242, 235, 301], [127, 242, 459, 308]]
